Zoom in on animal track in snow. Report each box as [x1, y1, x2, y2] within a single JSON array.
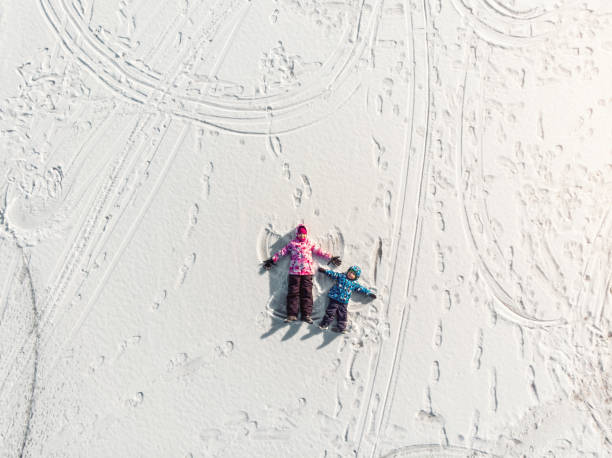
[[472, 329, 483, 370], [293, 188, 303, 207], [114, 335, 141, 361], [300, 175, 312, 198], [176, 252, 196, 287], [384, 190, 392, 219], [292, 175, 312, 207], [432, 361, 440, 382], [152, 289, 167, 310], [168, 352, 189, 370], [372, 137, 388, 170], [214, 341, 234, 358], [201, 162, 214, 198], [441, 289, 452, 311], [184, 203, 199, 238], [489, 368, 498, 412], [433, 321, 443, 349], [126, 391, 144, 408]]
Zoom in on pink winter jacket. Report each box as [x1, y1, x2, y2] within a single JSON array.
[[272, 238, 332, 275]]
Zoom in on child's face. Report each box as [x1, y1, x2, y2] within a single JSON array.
[[297, 232, 307, 241], [347, 270, 356, 280]]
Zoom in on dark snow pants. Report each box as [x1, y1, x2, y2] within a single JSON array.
[[287, 275, 313, 318], [321, 299, 348, 330]]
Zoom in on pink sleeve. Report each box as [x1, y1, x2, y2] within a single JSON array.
[[272, 243, 291, 262], [311, 241, 331, 260]]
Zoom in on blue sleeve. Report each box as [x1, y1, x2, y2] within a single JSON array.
[[352, 282, 373, 296], [324, 269, 342, 280]]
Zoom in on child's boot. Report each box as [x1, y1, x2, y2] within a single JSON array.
[[284, 315, 297, 322], [301, 315, 313, 324], [332, 326, 348, 334], [318, 320, 329, 330]]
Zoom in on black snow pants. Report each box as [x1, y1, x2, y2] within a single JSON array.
[[287, 275, 313, 318], [320, 299, 348, 331]]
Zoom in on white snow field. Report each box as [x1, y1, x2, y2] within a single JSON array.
[[0, 0, 611, 456]]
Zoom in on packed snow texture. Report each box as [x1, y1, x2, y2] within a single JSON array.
[[0, 0, 611, 456]]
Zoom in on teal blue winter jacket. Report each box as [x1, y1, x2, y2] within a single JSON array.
[[321, 266, 374, 304]]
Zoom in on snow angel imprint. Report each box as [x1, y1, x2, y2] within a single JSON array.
[[262, 224, 341, 324]]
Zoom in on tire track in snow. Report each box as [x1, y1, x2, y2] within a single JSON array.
[[39, 0, 374, 134], [449, 0, 579, 46], [3, 0, 228, 396], [355, 0, 430, 455], [46, 122, 190, 374]]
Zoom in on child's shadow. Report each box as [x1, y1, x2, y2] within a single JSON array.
[[259, 229, 342, 346], [299, 323, 343, 349]]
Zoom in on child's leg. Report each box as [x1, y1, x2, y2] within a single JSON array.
[[336, 302, 348, 331], [299, 275, 314, 317], [320, 299, 339, 326], [286, 275, 301, 317]]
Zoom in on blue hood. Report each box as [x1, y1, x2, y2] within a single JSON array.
[[348, 265, 361, 279]]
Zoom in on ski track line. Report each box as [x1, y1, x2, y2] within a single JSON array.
[[28, 0, 230, 381], [379, 443, 499, 457], [40, 0, 372, 133], [44, 0, 246, 103], [143, 0, 224, 70], [31, 0, 219, 374], [0, 114, 154, 403], [79, 115, 170, 271], [0, 113, 149, 386], [63, 0, 188, 93], [40, 103, 89, 174], [41, 113, 170, 356], [43, 106, 126, 297], [367, 1, 432, 456], [64, 105, 119, 176], [576, 207, 612, 324], [22, 109, 135, 338], [169, 0, 373, 135], [39, 113, 155, 328], [40, 20, 195, 367], [47, 121, 189, 374], [63, 0, 251, 266], [139, 6, 184, 64], [38, 0, 149, 102], [449, 0, 579, 46], [18, 251, 41, 458], [372, 0, 433, 451], [355, 0, 425, 454], [205, 0, 252, 81], [3, 110, 172, 399]]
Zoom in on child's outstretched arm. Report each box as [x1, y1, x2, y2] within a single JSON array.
[[263, 243, 290, 270], [272, 243, 290, 263], [353, 282, 377, 298], [318, 267, 342, 279], [312, 243, 341, 266]]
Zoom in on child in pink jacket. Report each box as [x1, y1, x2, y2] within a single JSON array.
[[263, 224, 341, 323]]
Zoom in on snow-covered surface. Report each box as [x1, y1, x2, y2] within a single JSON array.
[[0, 0, 611, 456]]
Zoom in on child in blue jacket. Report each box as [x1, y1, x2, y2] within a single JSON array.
[[317, 265, 376, 333]]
